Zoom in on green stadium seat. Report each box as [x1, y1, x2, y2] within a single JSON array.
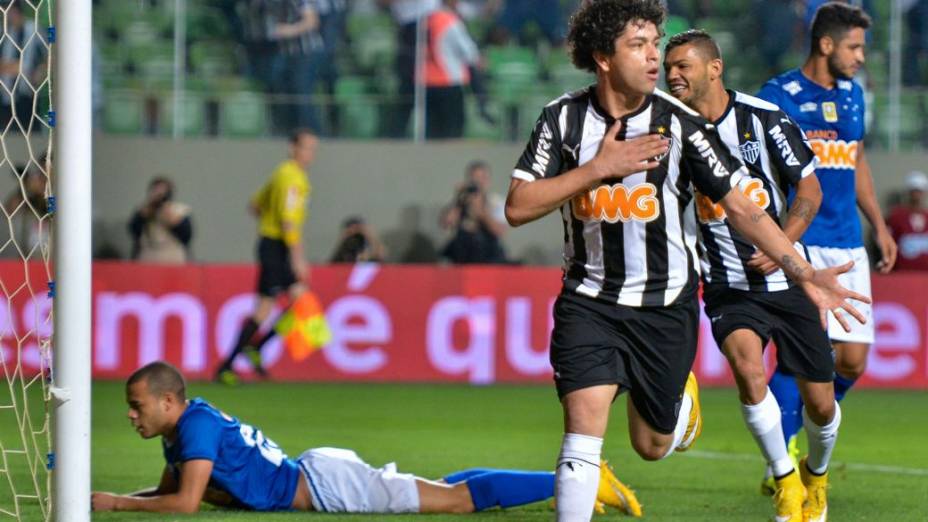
[[464, 96, 502, 140], [334, 77, 378, 139], [103, 91, 144, 135], [664, 15, 690, 39], [485, 46, 541, 105], [159, 92, 206, 137], [190, 41, 238, 77], [219, 91, 268, 138]]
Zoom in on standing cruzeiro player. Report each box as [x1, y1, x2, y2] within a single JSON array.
[[504, 2, 869, 521], [757, 1, 897, 496], [665, 30, 852, 522]]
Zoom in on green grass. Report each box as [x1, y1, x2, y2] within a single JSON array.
[[2, 381, 928, 520]]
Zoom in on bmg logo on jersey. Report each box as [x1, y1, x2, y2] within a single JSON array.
[[807, 137, 857, 170], [696, 178, 770, 223], [572, 183, 660, 223]]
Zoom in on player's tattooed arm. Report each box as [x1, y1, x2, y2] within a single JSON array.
[[788, 197, 817, 222], [779, 254, 810, 282]]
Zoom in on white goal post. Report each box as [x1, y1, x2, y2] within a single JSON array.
[[52, 1, 92, 521]]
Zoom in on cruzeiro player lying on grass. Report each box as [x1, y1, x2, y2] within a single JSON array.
[[91, 361, 642, 516]]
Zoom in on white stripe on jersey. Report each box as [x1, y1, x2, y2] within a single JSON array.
[[616, 104, 653, 306], [576, 105, 606, 298]]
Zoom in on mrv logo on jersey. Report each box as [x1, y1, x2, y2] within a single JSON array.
[[687, 130, 731, 177]]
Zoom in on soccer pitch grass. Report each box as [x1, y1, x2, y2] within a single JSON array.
[[4, 381, 928, 520]]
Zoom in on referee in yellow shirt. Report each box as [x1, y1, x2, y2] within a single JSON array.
[[215, 129, 317, 384]]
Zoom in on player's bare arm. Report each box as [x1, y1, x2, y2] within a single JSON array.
[[505, 121, 668, 226], [748, 174, 823, 274], [92, 459, 213, 513], [721, 187, 870, 331], [855, 141, 898, 273], [123, 465, 178, 498]]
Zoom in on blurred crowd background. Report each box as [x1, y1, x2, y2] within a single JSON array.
[[93, 0, 928, 149]]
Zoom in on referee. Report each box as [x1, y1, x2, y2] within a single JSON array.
[[215, 129, 318, 384]]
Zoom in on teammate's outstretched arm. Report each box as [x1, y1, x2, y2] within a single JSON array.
[[720, 188, 871, 331], [91, 459, 213, 513], [505, 121, 668, 226], [748, 173, 822, 274], [855, 142, 898, 273]]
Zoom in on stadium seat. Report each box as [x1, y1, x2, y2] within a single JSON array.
[[485, 46, 541, 105], [334, 76, 378, 139], [664, 15, 690, 39], [103, 91, 144, 135], [158, 92, 207, 137], [464, 96, 502, 140], [190, 41, 238, 78], [219, 91, 268, 138]]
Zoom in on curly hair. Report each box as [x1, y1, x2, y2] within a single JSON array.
[[567, 0, 666, 73]]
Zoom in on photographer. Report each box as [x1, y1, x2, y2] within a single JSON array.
[[128, 177, 193, 264], [440, 160, 508, 264], [330, 215, 386, 263]]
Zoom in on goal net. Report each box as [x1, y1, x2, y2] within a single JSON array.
[[0, 0, 55, 519]]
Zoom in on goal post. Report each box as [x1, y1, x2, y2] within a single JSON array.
[[52, 0, 92, 520]]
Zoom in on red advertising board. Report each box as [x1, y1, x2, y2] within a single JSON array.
[[1, 262, 926, 388]]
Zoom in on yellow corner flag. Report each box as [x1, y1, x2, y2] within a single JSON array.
[[275, 292, 332, 361]]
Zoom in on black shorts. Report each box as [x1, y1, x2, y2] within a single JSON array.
[[256, 237, 297, 297], [702, 284, 834, 382], [550, 292, 699, 434]]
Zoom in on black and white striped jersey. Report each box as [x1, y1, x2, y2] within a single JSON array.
[[513, 86, 748, 307], [695, 90, 817, 292]]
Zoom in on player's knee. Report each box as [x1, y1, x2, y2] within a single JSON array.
[[732, 362, 767, 402], [835, 359, 866, 380], [630, 436, 669, 461]]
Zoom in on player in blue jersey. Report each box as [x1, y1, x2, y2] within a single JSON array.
[[91, 362, 642, 516], [757, 2, 898, 516]]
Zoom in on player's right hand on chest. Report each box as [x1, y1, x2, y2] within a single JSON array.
[[591, 121, 669, 180]]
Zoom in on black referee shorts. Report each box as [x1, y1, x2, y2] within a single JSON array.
[[550, 291, 699, 434], [256, 237, 298, 297], [702, 284, 834, 382]]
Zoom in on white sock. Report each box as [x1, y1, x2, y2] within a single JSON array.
[[555, 433, 603, 522], [742, 388, 794, 477], [663, 392, 693, 458], [803, 402, 841, 475]]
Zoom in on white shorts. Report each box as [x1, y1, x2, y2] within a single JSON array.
[[296, 447, 420, 513], [806, 246, 874, 344]]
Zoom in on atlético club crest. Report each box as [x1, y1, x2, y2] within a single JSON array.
[[739, 140, 761, 164]]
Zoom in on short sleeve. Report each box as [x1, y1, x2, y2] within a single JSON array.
[[756, 80, 782, 107], [680, 115, 747, 203], [513, 106, 563, 182], [176, 410, 222, 463], [763, 110, 817, 183]]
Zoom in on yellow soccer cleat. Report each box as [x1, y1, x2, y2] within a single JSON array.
[[799, 456, 828, 522], [761, 435, 801, 496], [675, 372, 702, 452], [772, 470, 806, 522], [597, 460, 643, 517]]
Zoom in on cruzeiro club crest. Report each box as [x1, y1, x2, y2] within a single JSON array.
[[739, 132, 760, 164]]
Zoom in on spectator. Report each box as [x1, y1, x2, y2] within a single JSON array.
[[424, 0, 482, 139], [0, 2, 47, 131], [330, 215, 386, 262], [885, 171, 928, 271], [489, 0, 566, 46], [379, 0, 440, 138], [754, 0, 802, 76], [244, 0, 325, 135], [128, 177, 193, 264], [904, 0, 928, 85], [313, 0, 348, 134], [2, 161, 48, 259], [440, 160, 507, 264]]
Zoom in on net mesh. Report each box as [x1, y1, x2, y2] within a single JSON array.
[[0, 0, 54, 519]]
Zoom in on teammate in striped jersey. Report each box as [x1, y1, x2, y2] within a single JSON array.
[[664, 29, 839, 522], [504, 2, 869, 520]]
